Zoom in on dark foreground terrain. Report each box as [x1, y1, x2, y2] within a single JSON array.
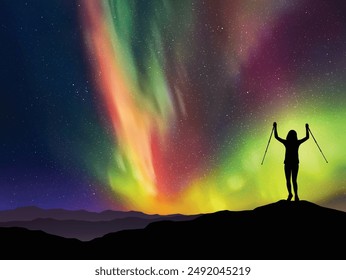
[[1, 200, 345, 260]]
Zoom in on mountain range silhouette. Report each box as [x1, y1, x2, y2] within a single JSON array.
[[0, 200, 345, 260], [0, 206, 199, 241]]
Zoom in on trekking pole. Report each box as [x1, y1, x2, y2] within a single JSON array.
[[261, 126, 274, 165], [308, 127, 328, 163]]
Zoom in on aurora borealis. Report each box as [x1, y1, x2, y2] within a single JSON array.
[[1, 0, 346, 214]]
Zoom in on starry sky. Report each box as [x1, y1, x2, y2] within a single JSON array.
[[1, 0, 346, 214]]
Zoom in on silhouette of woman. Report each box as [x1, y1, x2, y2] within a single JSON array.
[[273, 122, 309, 201]]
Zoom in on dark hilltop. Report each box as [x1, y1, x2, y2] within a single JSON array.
[[0, 200, 345, 260]]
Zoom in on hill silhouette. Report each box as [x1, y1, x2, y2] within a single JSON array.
[[0, 213, 199, 241], [0, 206, 181, 222], [0, 200, 345, 260]]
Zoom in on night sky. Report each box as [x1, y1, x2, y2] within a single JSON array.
[[1, 0, 346, 214]]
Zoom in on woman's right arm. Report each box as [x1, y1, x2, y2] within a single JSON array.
[[299, 123, 310, 143]]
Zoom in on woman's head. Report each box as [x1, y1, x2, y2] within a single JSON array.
[[286, 130, 298, 141]]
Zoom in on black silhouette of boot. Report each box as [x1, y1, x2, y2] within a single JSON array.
[[287, 193, 293, 201]]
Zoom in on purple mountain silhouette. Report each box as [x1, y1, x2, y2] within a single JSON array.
[[0, 200, 345, 260], [0, 206, 167, 222], [0, 206, 200, 240]]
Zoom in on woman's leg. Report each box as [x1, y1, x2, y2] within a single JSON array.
[[292, 164, 299, 201], [284, 164, 293, 201]]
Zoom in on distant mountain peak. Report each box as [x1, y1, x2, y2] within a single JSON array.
[[0, 200, 345, 259]]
